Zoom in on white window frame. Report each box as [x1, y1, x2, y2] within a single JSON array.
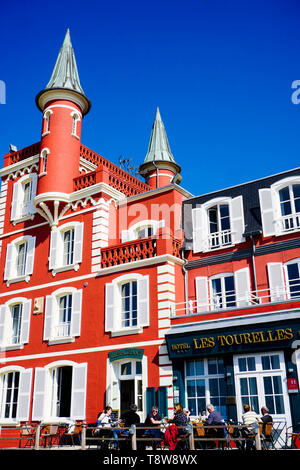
[[105, 273, 149, 336], [192, 196, 245, 253], [70, 111, 81, 139], [31, 360, 87, 424], [234, 352, 291, 428], [0, 365, 32, 425], [11, 173, 37, 224], [0, 298, 31, 350], [42, 109, 53, 137], [4, 235, 36, 285], [259, 176, 300, 237], [195, 267, 251, 313], [121, 219, 165, 243], [43, 287, 82, 344], [49, 221, 84, 275], [39, 147, 50, 176]]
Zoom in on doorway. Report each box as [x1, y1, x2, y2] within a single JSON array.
[[120, 380, 134, 415]]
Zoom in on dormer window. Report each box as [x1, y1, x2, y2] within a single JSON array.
[[259, 176, 300, 237], [121, 219, 164, 243], [11, 173, 37, 223], [192, 196, 244, 253]]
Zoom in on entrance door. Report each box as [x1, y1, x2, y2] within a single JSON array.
[[120, 380, 134, 415]]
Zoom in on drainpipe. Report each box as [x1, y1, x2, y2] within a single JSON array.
[[249, 230, 261, 301], [180, 247, 189, 314]]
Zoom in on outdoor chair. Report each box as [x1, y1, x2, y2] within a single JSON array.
[[19, 425, 36, 448]]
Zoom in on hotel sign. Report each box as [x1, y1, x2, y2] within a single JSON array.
[[109, 348, 144, 362], [167, 323, 300, 359]]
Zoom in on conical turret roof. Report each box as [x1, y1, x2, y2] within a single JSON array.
[[142, 108, 178, 166], [36, 29, 91, 115]]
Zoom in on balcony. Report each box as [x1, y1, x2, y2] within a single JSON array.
[[209, 229, 232, 250], [280, 213, 300, 233], [171, 280, 300, 320], [100, 236, 182, 268]]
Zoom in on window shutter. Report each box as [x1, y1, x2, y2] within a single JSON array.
[[73, 223, 84, 264], [259, 188, 276, 237], [196, 276, 209, 312], [16, 369, 32, 422], [32, 368, 46, 421], [4, 243, 14, 280], [146, 387, 156, 415], [267, 262, 285, 301], [20, 299, 31, 344], [138, 276, 149, 327], [11, 181, 21, 221], [29, 174, 37, 214], [158, 386, 168, 417], [0, 305, 6, 346], [70, 363, 87, 420], [192, 207, 208, 253], [70, 290, 82, 337], [25, 236, 36, 275], [105, 283, 115, 332], [234, 267, 251, 306], [43, 295, 53, 340], [230, 196, 245, 244], [49, 229, 58, 269]]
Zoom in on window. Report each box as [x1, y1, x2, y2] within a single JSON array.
[[195, 268, 250, 313], [192, 196, 244, 253], [11, 174, 37, 223], [43, 288, 82, 343], [259, 176, 300, 237], [49, 222, 83, 274], [0, 299, 31, 349], [0, 367, 32, 423], [71, 112, 81, 138], [185, 358, 226, 419], [121, 219, 164, 243], [105, 274, 149, 336], [42, 109, 53, 135], [4, 236, 35, 285], [234, 353, 290, 422], [40, 148, 50, 175], [32, 362, 87, 423], [267, 259, 300, 302]]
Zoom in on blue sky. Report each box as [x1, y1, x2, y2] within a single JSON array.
[[1, 0, 300, 196]]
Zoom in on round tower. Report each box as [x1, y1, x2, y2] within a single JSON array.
[[139, 108, 181, 189], [34, 29, 91, 225]]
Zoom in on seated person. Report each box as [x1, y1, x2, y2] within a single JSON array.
[[144, 406, 162, 449], [96, 405, 120, 449], [203, 404, 225, 449]]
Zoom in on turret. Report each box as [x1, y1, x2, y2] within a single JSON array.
[[139, 108, 181, 189], [34, 29, 91, 226]]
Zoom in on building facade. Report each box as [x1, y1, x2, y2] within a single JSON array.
[[165, 168, 300, 436], [0, 31, 190, 433]]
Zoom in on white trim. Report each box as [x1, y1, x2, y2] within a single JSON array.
[[44, 104, 83, 117], [0, 155, 39, 178]]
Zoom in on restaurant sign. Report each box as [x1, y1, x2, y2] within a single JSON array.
[[166, 322, 300, 359]]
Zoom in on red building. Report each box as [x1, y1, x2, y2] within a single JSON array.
[[0, 30, 190, 432]]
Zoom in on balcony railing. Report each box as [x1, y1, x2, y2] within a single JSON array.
[[4, 142, 41, 167], [209, 229, 232, 250], [54, 322, 71, 338], [171, 280, 300, 317], [100, 236, 182, 268], [280, 213, 300, 232]]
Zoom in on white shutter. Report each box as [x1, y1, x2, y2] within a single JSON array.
[[230, 196, 245, 244], [73, 223, 84, 264], [4, 243, 14, 280], [196, 276, 209, 312], [192, 206, 209, 253], [29, 174, 37, 214], [267, 262, 286, 301], [105, 283, 115, 332], [259, 188, 276, 237], [138, 276, 149, 327], [11, 181, 21, 221], [70, 363, 87, 420], [25, 236, 36, 275], [0, 305, 6, 346], [70, 290, 82, 337], [49, 229, 58, 269], [32, 368, 46, 421], [16, 369, 32, 422], [234, 268, 251, 306], [43, 295, 53, 340], [20, 299, 31, 344]]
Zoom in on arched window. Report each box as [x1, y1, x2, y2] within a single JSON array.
[[49, 222, 83, 274], [0, 366, 32, 423], [0, 298, 31, 349], [4, 235, 36, 285], [71, 111, 81, 138], [11, 173, 37, 222], [40, 148, 50, 175], [42, 109, 53, 135]]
